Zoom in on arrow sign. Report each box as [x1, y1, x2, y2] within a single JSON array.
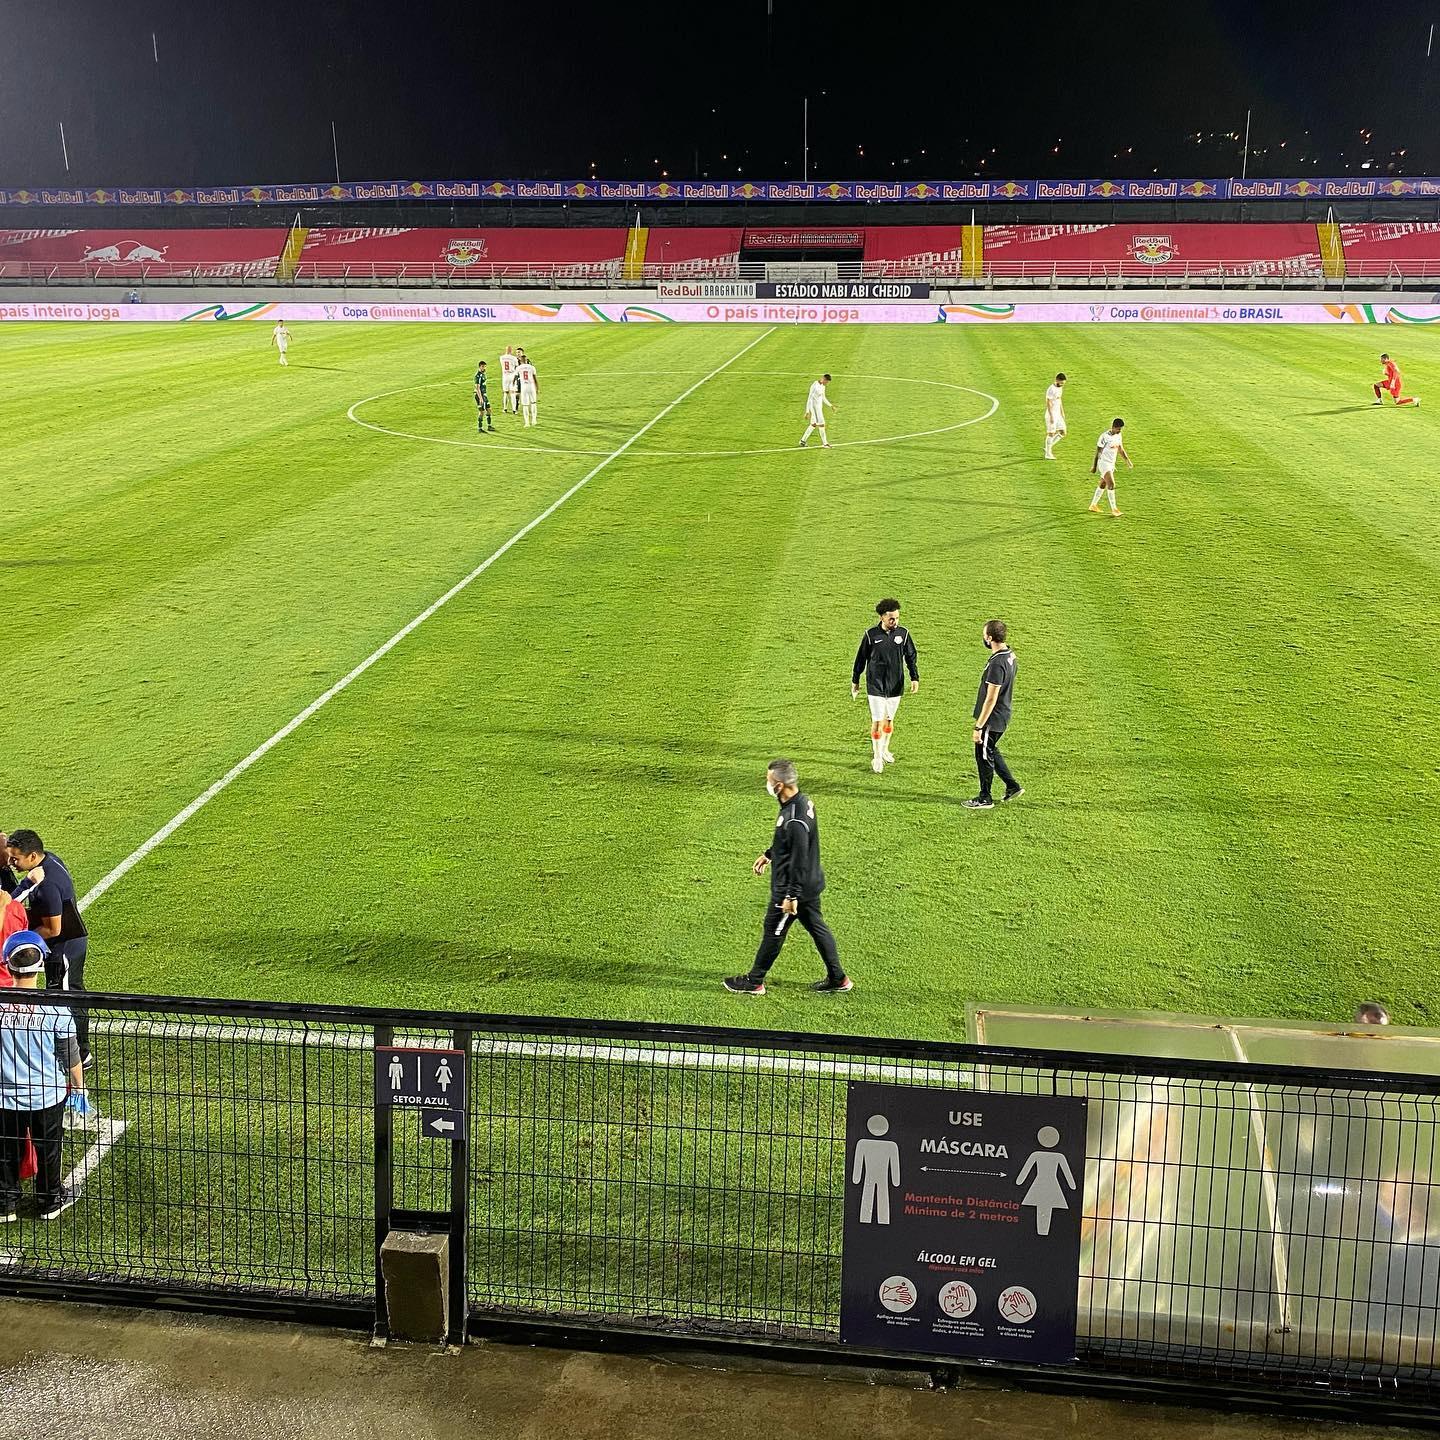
[[419, 1106, 463, 1139], [920, 1165, 1008, 1177]]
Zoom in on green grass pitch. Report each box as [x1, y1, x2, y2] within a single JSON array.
[[6, 318, 1438, 1041]]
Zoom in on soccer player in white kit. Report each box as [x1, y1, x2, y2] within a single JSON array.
[[798, 374, 834, 448], [499, 345, 520, 413], [517, 355, 539, 427], [1089, 418, 1132, 517], [1044, 372, 1067, 459], [271, 321, 291, 367]]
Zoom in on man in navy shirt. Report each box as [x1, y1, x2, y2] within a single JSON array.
[[963, 621, 1023, 811], [5, 832, 89, 1061]]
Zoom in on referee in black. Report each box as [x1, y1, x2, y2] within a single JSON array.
[[724, 759, 852, 996], [963, 620, 1023, 810]]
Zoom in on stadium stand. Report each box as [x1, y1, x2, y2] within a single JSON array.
[[292, 226, 630, 281], [0, 228, 287, 279], [2, 222, 1437, 286], [641, 227, 743, 277], [978, 223, 1326, 280], [1338, 221, 1440, 281], [864, 224, 976, 277]]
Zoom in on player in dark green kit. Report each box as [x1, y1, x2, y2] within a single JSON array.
[[474, 360, 495, 433]]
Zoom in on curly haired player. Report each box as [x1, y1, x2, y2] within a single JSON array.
[[851, 599, 920, 774]]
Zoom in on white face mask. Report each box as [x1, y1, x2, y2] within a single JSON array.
[[765, 780, 778, 797]]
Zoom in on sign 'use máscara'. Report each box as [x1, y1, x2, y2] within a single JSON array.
[[839, 1082, 1087, 1363]]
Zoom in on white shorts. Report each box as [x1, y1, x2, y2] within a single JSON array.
[[806, 408, 827, 426], [867, 694, 901, 722], [504, 376, 518, 393], [276, 341, 288, 352], [1096, 464, 1116, 481], [1046, 415, 1065, 435], [519, 387, 537, 403]]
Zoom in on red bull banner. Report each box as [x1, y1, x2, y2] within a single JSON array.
[[3, 178, 1439, 207], [743, 228, 864, 249]]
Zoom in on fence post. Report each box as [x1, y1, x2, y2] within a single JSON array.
[[449, 1025, 472, 1345], [373, 1021, 394, 1339], [372, 1024, 469, 1345]]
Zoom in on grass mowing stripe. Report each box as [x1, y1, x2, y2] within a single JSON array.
[[78, 325, 777, 915]]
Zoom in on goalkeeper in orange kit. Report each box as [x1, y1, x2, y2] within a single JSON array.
[[1373, 354, 1420, 408]]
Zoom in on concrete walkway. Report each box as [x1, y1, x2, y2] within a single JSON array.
[[0, 1300, 1424, 1440]]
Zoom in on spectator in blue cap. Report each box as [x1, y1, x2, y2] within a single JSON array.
[[0, 931, 87, 1220]]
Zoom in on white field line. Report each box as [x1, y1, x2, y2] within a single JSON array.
[[84, 1018, 969, 1084], [63, 1117, 128, 1195], [348, 371, 1000, 460], [78, 327, 777, 914], [1224, 1026, 1295, 1333]]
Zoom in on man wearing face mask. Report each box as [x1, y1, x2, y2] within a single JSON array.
[[723, 760, 852, 996]]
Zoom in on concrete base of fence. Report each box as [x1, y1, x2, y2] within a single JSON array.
[[380, 1231, 449, 1343]]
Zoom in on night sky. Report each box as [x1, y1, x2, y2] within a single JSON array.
[[3, 1, 1436, 187]]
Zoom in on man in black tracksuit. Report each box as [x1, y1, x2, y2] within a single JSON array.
[[724, 759, 851, 996], [851, 597, 920, 773]]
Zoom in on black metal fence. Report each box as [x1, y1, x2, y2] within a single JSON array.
[[0, 991, 1435, 1420]]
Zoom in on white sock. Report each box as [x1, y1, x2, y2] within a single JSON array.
[[1107, 489, 1118, 511], [1091, 487, 1104, 507], [871, 735, 882, 761], [800, 425, 814, 443], [817, 427, 828, 445]]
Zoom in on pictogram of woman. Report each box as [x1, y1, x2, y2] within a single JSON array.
[[1016, 1126, 1076, 1236]]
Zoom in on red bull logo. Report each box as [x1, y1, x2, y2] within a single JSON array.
[[1181, 181, 1218, 197], [1287, 180, 1319, 196], [908, 183, 935, 198], [653, 182, 676, 197], [1382, 180, 1414, 195], [1132, 233, 1175, 264], [822, 183, 845, 198], [996, 181, 1024, 198], [83, 240, 172, 263], [570, 182, 593, 197], [444, 237, 488, 267], [1091, 181, 1123, 197], [484, 182, 509, 197], [737, 183, 759, 198]]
